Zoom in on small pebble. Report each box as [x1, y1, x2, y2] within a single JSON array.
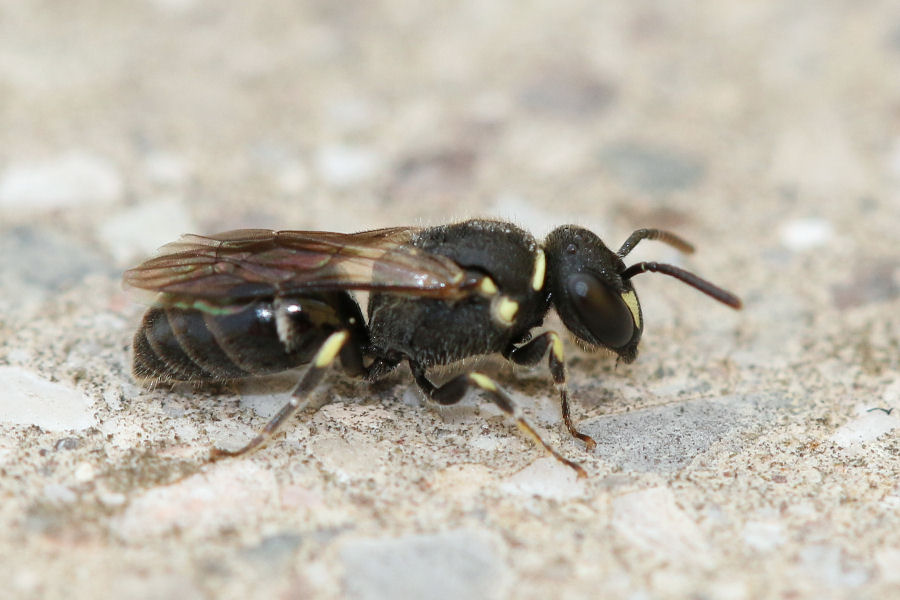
[[885, 137, 900, 180], [98, 491, 128, 508], [830, 409, 898, 448], [54, 437, 81, 452], [742, 520, 786, 552], [875, 548, 900, 583], [73, 462, 95, 482], [143, 152, 190, 186], [779, 217, 834, 251], [97, 197, 196, 263], [341, 531, 506, 600], [600, 142, 706, 194], [42, 484, 78, 505], [315, 145, 379, 187], [276, 161, 310, 194], [500, 457, 584, 500], [0, 152, 122, 212], [612, 487, 710, 566], [111, 462, 278, 538], [799, 544, 869, 588], [0, 367, 95, 431]]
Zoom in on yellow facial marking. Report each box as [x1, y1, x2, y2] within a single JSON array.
[[479, 277, 498, 295], [621, 290, 641, 329], [531, 250, 546, 291], [551, 333, 565, 362], [493, 296, 519, 324], [315, 331, 349, 367], [469, 372, 497, 391]]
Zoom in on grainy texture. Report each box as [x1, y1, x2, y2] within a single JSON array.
[[1, 1, 899, 599]]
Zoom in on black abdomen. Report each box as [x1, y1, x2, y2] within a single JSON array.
[[133, 295, 353, 383]]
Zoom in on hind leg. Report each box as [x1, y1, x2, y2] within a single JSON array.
[[210, 330, 353, 459]]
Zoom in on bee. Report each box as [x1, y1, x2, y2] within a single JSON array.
[[125, 219, 741, 477]]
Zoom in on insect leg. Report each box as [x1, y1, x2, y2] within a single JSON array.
[[504, 332, 597, 451], [210, 330, 351, 460], [409, 361, 587, 478]]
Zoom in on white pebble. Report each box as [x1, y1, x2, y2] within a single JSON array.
[[612, 486, 711, 566], [875, 547, 900, 583], [97, 197, 196, 263], [148, 0, 199, 12], [340, 531, 506, 600], [111, 461, 278, 538], [309, 434, 387, 482], [830, 409, 898, 448], [42, 483, 78, 504], [73, 462, 96, 482], [315, 145, 379, 187], [780, 218, 834, 251], [98, 491, 128, 508], [887, 138, 900, 180], [276, 161, 310, 194], [143, 152, 190, 186], [0, 152, 122, 212], [500, 457, 585, 499], [0, 367, 95, 431], [742, 520, 786, 552]]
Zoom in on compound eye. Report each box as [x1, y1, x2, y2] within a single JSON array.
[[566, 273, 635, 348]]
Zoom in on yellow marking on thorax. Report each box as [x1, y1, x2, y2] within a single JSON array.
[[621, 290, 641, 329], [479, 277, 498, 295], [492, 296, 519, 325], [531, 250, 546, 291], [315, 331, 349, 367]]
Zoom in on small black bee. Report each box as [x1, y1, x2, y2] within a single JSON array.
[[125, 219, 741, 477]]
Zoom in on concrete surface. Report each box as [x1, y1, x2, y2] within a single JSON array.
[[1, 1, 899, 599]]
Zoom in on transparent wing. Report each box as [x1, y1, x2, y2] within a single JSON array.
[[124, 227, 473, 303]]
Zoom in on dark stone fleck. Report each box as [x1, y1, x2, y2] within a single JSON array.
[[241, 533, 304, 567], [580, 394, 787, 473], [600, 142, 706, 193], [387, 149, 477, 203], [887, 22, 900, 52], [341, 531, 503, 600], [55, 437, 81, 451], [519, 72, 616, 116], [831, 260, 899, 308], [0, 226, 113, 292]]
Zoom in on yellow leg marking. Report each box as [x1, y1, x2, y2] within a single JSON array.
[[517, 420, 587, 479], [531, 249, 546, 291], [621, 290, 641, 329], [551, 333, 565, 362], [315, 331, 349, 367], [469, 372, 497, 392], [466, 369, 586, 478]]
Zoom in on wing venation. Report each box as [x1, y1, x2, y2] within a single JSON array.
[[124, 227, 473, 303]]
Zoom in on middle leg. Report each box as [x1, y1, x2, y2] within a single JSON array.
[[410, 361, 587, 478]]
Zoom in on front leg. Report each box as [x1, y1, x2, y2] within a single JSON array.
[[503, 331, 597, 451], [410, 361, 586, 478]]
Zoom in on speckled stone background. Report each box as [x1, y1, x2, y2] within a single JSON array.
[[1, 1, 899, 599]]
